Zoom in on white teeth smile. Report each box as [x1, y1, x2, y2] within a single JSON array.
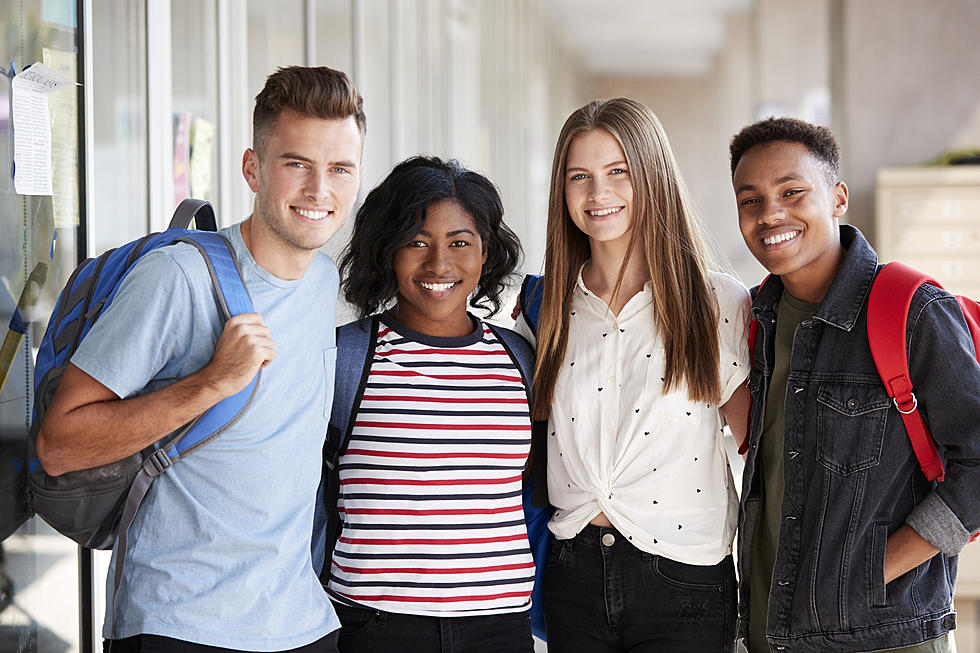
[[587, 207, 621, 217], [763, 230, 800, 246], [419, 281, 457, 292], [295, 208, 329, 221]]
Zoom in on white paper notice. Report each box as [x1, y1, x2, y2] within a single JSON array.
[[11, 62, 75, 196]]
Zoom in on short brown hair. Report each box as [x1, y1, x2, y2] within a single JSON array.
[[252, 66, 366, 156]]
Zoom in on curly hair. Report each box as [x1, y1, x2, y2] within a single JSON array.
[[729, 116, 839, 183], [340, 156, 523, 319]]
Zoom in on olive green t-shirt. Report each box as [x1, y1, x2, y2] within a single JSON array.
[[745, 292, 954, 653], [748, 291, 817, 653]]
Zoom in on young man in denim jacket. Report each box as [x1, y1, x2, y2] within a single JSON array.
[[729, 116, 980, 653]]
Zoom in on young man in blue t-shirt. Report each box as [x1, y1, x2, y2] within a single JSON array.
[[36, 66, 366, 653], [730, 117, 979, 652]]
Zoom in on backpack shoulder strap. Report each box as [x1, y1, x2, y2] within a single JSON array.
[[312, 315, 376, 579], [955, 296, 980, 359], [487, 323, 550, 639], [520, 275, 545, 334], [486, 322, 549, 508], [170, 198, 217, 231], [325, 316, 378, 468], [111, 228, 257, 634], [486, 323, 534, 397], [167, 232, 257, 457], [867, 262, 945, 482]]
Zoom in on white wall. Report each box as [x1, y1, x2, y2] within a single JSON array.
[[320, 0, 590, 322], [838, 0, 980, 242], [594, 1, 832, 286]]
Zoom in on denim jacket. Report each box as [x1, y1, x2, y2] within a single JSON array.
[[736, 225, 980, 652]]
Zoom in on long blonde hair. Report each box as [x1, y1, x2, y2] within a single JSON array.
[[532, 98, 721, 421]]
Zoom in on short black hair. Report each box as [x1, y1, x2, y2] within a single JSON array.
[[340, 156, 523, 319], [729, 116, 840, 183]]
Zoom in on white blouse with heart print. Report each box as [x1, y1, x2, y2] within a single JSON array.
[[515, 268, 751, 566]]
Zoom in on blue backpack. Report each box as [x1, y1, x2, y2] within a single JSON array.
[[28, 200, 257, 563], [313, 314, 552, 640], [518, 275, 549, 509]]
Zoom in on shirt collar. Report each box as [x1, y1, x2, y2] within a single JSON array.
[[752, 224, 878, 332], [574, 262, 654, 320]]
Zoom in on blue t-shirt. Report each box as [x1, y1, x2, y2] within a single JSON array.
[[72, 224, 340, 649]]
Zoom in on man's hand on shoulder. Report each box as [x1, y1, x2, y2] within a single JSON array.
[[37, 314, 275, 476], [200, 313, 275, 398]]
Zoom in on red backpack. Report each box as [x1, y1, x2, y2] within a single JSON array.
[[866, 262, 980, 485], [742, 263, 980, 491]]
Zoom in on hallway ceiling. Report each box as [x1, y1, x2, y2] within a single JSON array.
[[540, 0, 753, 77]]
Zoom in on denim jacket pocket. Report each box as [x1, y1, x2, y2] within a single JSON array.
[[816, 381, 890, 475], [870, 521, 889, 608]]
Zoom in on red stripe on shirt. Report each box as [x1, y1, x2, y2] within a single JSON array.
[[360, 395, 527, 404], [372, 370, 522, 382], [342, 475, 522, 486], [336, 590, 530, 603], [344, 449, 528, 459], [376, 347, 506, 357], [354, 421, 529, 431], [339, 506, 522, 516], [338, 533, 528, 546], [333, 561, 536, 575]]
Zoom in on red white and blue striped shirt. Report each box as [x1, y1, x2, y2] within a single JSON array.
[[327, 315, 534, 616]]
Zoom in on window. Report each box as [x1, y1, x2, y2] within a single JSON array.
[[0, 1, 83, 650]]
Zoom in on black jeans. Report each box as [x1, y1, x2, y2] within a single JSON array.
[[332, 602, 533, 653], [104, 632, 339, 653], [543, 524, 736, 653]]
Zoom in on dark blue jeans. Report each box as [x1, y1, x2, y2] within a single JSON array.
[[332, 602, 533, 653], [543, 524, 736, 652]]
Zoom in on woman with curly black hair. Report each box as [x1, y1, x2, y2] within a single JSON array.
[[321, 156, 535, 652]]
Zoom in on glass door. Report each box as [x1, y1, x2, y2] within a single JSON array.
[[0, 1, 84, 651]]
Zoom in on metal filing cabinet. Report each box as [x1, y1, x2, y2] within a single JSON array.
[[876, 164, 980, 653], [875, 165, 980, 297]]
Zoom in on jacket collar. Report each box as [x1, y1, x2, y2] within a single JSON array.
[[752, 224, 878, 332]]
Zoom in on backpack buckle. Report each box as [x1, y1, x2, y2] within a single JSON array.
[[143, 448, 174, 477], [893, 393, 918, 415]]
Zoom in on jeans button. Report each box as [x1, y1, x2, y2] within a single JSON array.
[[601, 533, 615, 547]]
